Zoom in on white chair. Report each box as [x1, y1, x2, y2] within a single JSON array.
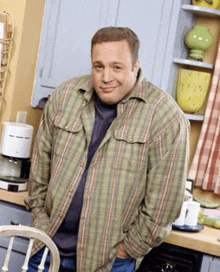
[[0, 225, 60, 272]]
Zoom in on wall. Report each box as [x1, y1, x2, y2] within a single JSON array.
[[0, 0, 45, 153]]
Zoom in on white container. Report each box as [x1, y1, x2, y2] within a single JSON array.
[[1, 122, 34, 158], [185, 201, 201, 226], [173, 201, 188, 226]]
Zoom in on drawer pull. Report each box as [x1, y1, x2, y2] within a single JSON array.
[[10, 220, 20, 225]]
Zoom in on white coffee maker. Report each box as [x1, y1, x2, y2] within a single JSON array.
[[0, 122, 34, 192]]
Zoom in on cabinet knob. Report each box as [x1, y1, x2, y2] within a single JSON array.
[[10, 220, 20, 225]]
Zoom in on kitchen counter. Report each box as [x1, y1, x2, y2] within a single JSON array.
[[1, 189, 220, 258], [166, 225, 220, 257], [0, 189, 27, 206]]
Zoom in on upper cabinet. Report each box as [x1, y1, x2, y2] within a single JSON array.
[[32, 0, 184, 107]]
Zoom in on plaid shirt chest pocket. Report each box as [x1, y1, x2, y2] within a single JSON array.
[[52, 115, 85, 160], [112, 127, 149, 173]]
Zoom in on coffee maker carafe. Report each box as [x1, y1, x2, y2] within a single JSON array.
[[0, 122, 34, 192]]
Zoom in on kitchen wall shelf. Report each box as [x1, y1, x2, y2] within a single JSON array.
[[0, 12, 14, 111], [185, 113, 204, 121], [173, 2, 219, 123], [173, 58, 214, 69], [182, 4, 220, 18]]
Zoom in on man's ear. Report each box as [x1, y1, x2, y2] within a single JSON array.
[[133, 59, 141, 77]]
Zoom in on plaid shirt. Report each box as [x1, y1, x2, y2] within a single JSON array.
[[25, 69, 189, 271]]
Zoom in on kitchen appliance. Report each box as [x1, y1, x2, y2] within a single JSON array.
[[0, 122, 34, 192], [137, 242, 203, 272]]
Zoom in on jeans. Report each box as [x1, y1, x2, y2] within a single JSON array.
[[111, 257, 136, 272], [28, 248, 136, 272], [28, 248, 76, 272]]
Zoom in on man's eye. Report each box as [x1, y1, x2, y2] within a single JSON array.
[[114, 66, 122, 71], [94, 65, 103, 70]]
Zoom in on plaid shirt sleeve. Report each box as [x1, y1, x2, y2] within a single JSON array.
[[123, 101, 190, 259], [25, 92, 57, 233]]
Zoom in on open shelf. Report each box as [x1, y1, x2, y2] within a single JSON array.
[[173, 58, 214, 69], [185, 113, 204, 121], [182, 4, 220, 18]]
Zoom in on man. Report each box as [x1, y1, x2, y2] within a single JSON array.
[[25, 27, 189, 271]]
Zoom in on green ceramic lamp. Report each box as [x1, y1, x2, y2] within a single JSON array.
[[185, 26, 213, 61]]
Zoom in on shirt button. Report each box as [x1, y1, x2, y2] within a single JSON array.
[[81, 217, 86, 224], [155, 237, 161, 243], [69, 188, 73, 192], [59, 213, 64, 218]]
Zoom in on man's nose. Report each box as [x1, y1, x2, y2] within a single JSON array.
[[102, 68, 112, 83]]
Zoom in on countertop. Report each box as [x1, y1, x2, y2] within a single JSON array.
[[1, 189, 220, 258], [0, 189, 28, 206], [166, 225, 220, 257]]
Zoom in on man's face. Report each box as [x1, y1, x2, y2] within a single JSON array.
[[92, 40, 140, 105]]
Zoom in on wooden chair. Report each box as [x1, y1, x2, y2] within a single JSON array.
[[0, 225, 60, 272]]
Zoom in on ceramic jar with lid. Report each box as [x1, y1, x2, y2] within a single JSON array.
[[185, 26, 213, 61]]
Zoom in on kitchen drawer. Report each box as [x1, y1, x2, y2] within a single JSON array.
[[0, 200, 32, 271], [0, 200, 32, 226]]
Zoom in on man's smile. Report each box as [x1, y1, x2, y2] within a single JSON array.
[[100, 86, 118, 92]]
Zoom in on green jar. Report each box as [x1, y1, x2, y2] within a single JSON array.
[[185, 26, 213, 61]]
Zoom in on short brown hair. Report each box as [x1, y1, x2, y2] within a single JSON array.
[[91, 27, 140, 67]]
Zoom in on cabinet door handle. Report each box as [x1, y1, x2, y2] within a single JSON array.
[[10, 220, 20, 225]]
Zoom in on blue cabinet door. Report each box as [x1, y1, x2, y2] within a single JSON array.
[[114, 0, 181, 93], [32, 0, 119, 107]]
